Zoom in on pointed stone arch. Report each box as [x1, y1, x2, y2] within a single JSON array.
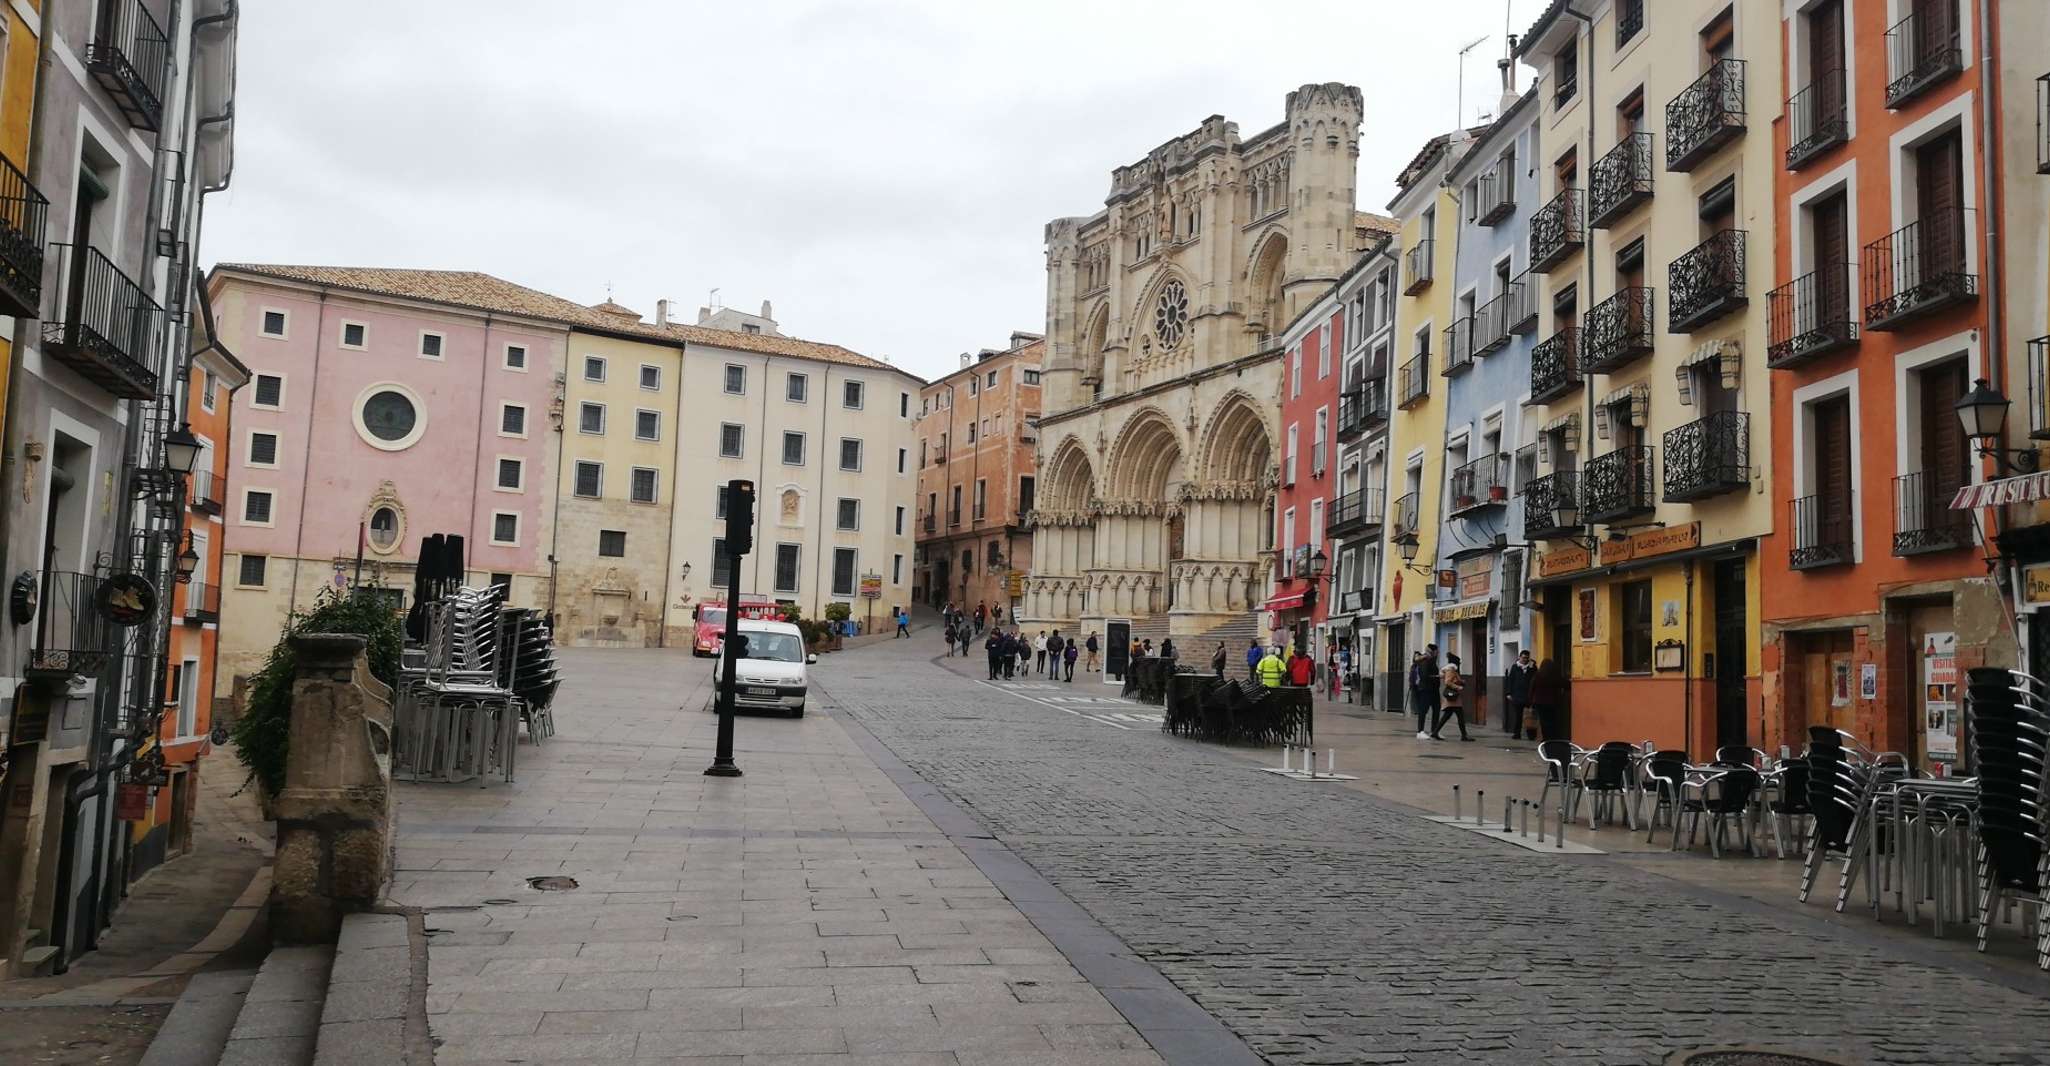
[[1105, 407, 1187, 500], [1043, 434, 1097, 509], [1197, 391, 1276, 483], [1245, 228, 1291, 339], [1079, 303, 1110, 383]]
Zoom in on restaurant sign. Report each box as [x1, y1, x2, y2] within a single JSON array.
[[1434, 600, 1492, 623], [1536, 544, 1592, 578], [1599, 522, 1702, 567], [1455, 555, 1493, 599], [2023, 563, 2050, 607]]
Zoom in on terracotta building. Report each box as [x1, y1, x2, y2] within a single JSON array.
[[914, 334, 1043, 617]]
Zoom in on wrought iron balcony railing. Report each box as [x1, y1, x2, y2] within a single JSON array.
[[1893, 470, 1973, 556], [1582, 287, 1654, 374], [42, 243, 164, 400], [1338, 381, 1388, 441], [1767, 267, 1859, 368], [1327, 487, 1385, 536], [1589, 132, 1654, 228], [1522, 471, 1581, 540], [1662, 411, 1749, 503], [1863, 216, 1975, 330], [1397, 353, 1430, 409], [1363, 377, 1389, 430], [1885, 2, 1963, 108], [1667, 59, 1746, 172], [1448, 454, 1509, 516], [1583, 446, 1655, 524], [2038, 73, 2049, 175], [86, 0, 171, 132], [921, 513, 936, 534], [1507, 271, 1538, 334], [1530, 188, 1584, 273], [27, 570, 114, 681], [182, 580, 221, 624], [0, 153, 49, 320], [1668, 229, 1748, 333], [190, 469, 227, 515], [1786, 69, 1849, 170], [1392, 491, 1420, 538], [1474, 285, 1517, 356], [2030, 336, 2050, 441], [1442, 317, 1474, 376], [1789, 493, 1854, 570], [1616, 0, 1645, 47], [1403, 239, 1435, 295], [1530, 327, 1582, 405], [1475, 167, 1514, 225]]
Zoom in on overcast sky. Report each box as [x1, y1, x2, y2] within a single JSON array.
[[203, 1, 1548, 382]]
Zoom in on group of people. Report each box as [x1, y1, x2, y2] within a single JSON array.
[[1406, 645, 1562, 743], [938, 600, 1004, 636], [1224, 640, 1318, 689], [975, 627, 1089, 681]]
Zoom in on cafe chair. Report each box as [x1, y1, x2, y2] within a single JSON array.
[[1680, 765, 1761, 858], [1537, 741, 1586, 824], [1579, 742, 1638, 831]]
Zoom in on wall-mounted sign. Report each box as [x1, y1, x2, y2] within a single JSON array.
[[1577, 588, 1598, 642], [1433, 600, 1491, 623], [1654, 639, 1685, 672], [858, 573, 883, 599], [1537, 545, 1591, 578], [1595, 522, 1704, 568], [2023, 563, 2050, 607], [115, 782, 151, 822], [97, 574, 157, 627], [1455, 555, 1493, 600]]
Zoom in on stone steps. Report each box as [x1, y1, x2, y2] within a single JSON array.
[[138, 969, 257, 1066], [217, 944, 331, 1066]]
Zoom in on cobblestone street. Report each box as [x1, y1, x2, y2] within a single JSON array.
[[824, 634, 2050, 1066]]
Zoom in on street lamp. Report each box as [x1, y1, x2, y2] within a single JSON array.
[[175, 536, 200, 584], [1393, 532, 1434, 575], [1956, 377, 2040, 475], [1549, 496, 1601, 551], [161, 423, 201, 475]]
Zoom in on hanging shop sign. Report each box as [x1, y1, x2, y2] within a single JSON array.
[[2022, 563, 2050, 608], [1950, 470, 2050, 509], [1537, 545, 1592, 578], [96, 574, 157, 627], [1922, 632, 1958, 767], [1433, 600, 1491, 623], [114, 782, 151, 822]]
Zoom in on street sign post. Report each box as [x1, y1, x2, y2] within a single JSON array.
[[859, 571, 881, 633], [706, 479, 754, 779]]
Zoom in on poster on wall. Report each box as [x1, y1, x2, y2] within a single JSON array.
[[1859, 662, 1878, 701], [1923, 632, 1958, 768], [1831, 661, 1852, 707], [1577, 589, 1597, 642]]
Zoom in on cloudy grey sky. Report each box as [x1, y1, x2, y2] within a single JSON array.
[[203, 1, 1548, 382]]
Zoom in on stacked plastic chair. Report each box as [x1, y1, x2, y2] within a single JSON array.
[[1966, 667, 2049, 972]]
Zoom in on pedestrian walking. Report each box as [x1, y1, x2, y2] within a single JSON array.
[[1159, 638, 1176, 664], [1338, 644, 1354, 703], [1415, 644, 1441, 739], [1210, 641, 1227, 678], [975, 602, 987, 633], [1255, 646, 1286, 688], [1034, 631, 1048, 674], [1431, 653, 1473, 741], [1406, 652, 1425, 723], [1245, 639, 1263, 679], [1047, 631, 1064, 675], [896, 608, 910, 638], [984, 630, 1002, 680], [944, 625, 956, 656], [1505, 649, 1537, 738], [1062, 640, 1078, 681], [1530, 657, 1563, 741], [1288, 648, 1313, 687]]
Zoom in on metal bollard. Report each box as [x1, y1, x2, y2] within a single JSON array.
[[1520, 800, 1530, 838], [1452, 785, 1461, 822], [1326, 748, 1336, 774], [1536, 801, 1545, 843], [1555, 799, 1565, 849], [1476, 790, 1485, 825], [1503, 796, 1513, 833], [1306, 749, 1316, 779]]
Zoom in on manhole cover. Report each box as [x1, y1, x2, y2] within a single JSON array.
[[1670, 1051, 1851, 1066], [481, 898, 518, 906], [526, 876, 580, 891], [666, 914, 698, 922]]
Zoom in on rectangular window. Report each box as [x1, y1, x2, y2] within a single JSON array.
[[720, 423, 744, 458], [787, 372, 808, 402], [724, 364, 746, 394], [341, 321, 366, 348], [253, 374, 284, 408], [493, 512, 519, 545], [1023, 369, 1041, 385], [201, 370, 219, 411], [584, 356, 606, 381], [839, 438, 862, 471], [782, 431, 805, 466], [967, 422, 978, 443], [574, 461, 602, 498], [579, 402, 605, 434], [639, 364, 660, 390], [836, 498, 859, 530], [716, 485, 729, 519], [774, 543, 801, 593], [598, 530, 626, 557], [243, 490, 273, 524], [1290, 346, 1302, 398], [630, 467, 658, 504], [504, 344, 527, 370], [896, 447, 907, 474], [261, 309, 287, 337], [1619, 580, 1653, 673], [968, 377, 980, 397], [1312, 408, 1327, 476], [989, 370, 1001, 389], [1018, 475, 1035, 514], [248, 431, 278, 466], [973, 479, 987, 520], [892, 554, 904, 584], [843, 379, 865, 409], [832, 547, 858, 597], [894, 506, 905, 535], [1554, 42, 1578, 108], [635, 409, 660, 441], [419, 332, 444, 359], [497, 457, 523, 490], [899, 392, 910, 417], [237, 554, 268, 587], [489, 572, 512, 593], [501, 404, 527, 436], [712, 538, 733, 587]]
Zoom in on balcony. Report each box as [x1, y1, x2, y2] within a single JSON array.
[[1862, 217, 1975, 330], [1448, 454, 1508, 516], [2030, 337, 2050, 440], [1581, 287, 1654, 374], [1510, 273, 1539, 334], [1789, 493, 1854, 570], [1474, 167, 1514, 225], [182, 580, 221, 624], [1583, 447, 1654, 525], [1327, 488, 1385, 537], [1403, 239, 1435, 295], [0, 154, 49, 320], [1662, 411, 1749, 503], [1338, 382, 1387, 442], [85, 0, 171, 132], [1474, 284, 1520, 356], [2038, 74, 2049, 174], [1666, 59, 1746, 172], [1616, 0, 1645, 47], [1668, 230, 1748, 333], [930, 448, 946, 465], [1786, 69, 1849, 170], [1588, 132, 1654, 228], [1442, 317, 1474, 376], [26, 571, 113, 682], [1767, 267, 1859, 368], [946, 509, 961, 528], [921, 513, 936, 535], [190, 469, 226, 515], [1338, 588, 1375, 615], [1396, 353, 1430, 409], [1392, 491, 1420, 538], [42, 244, 165, 400], [1530, 188, 1584, 273], [1522, 471, 1581, 540], [1529, 328, 1582, 405], [1893, 471, 1973, 556], [1885, 3, 1963, 108]]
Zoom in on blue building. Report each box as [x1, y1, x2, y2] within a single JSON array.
[[1430, 83, 1542, 733]]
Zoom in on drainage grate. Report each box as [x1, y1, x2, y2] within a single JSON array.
[[1415, 753, 1464, 760], [526, 876, 580, 892], [1670, 1051, 1851, 1066]]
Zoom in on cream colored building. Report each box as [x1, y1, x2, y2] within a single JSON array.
[[1025, 83, 1392, 641]]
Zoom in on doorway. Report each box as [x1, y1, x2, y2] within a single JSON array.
[[1798, 629, 1857, 737], [1711, 559, 1749, 749], [1467, 616, 1491, 729], [1383, 621, 1407, 714], [1104, 619, 1131, 683], [1545, 589, 1573, 739]]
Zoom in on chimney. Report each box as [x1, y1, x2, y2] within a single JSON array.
[[759, 299, 773, 321], [959, 352, 972, 369], [656, 299, 670, 327], [1499, 35, 1519, 114], [696, 306, 712, 324]]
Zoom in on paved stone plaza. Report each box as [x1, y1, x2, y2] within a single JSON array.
[[390, 634, 2050, 1065]]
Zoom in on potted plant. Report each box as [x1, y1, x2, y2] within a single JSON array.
[[823, 603, 852, 651], [1488, 484, 1509, 502]]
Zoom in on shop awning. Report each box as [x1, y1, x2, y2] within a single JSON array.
[[1951, 472, 2050, 509], [1262, 590, 1307, 612]]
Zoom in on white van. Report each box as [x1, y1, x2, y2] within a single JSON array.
[[709, 618, 816, 717]]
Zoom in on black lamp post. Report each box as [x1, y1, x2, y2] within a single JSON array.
[[1955, 377, 2039, 476], [1550, 496, 1601, 551], [175, 537, 200, 585], [161, 423, 201, 475], [1394, 532, 1434, 575]]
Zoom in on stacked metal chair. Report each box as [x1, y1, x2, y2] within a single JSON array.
[[1967, 667, 2049, 972], [496, 605, 560, 741], [397, 585, 522, 786]]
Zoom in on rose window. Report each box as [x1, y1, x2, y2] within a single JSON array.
[[1154, 280, 1188, 350]]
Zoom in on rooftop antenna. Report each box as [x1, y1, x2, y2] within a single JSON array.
[[1456, 33, 1489, 129]]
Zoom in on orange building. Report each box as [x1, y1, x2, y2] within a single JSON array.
[[1761, 0, 2015, 770], [914, 333, 1043, 617]]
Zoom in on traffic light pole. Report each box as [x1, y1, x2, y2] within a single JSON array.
[[706, 479, 754, 778]]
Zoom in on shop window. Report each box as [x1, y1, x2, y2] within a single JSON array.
[[1618, 580, 1653, 673]]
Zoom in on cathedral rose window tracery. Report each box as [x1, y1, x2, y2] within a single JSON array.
[[1154, 279, 1188, 350]]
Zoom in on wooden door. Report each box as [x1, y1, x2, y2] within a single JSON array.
[[1916, 131, 1964, 275], [1814, 396, 1853, 526], [1800, 631, 1858, 737], [1813, 193, 1851, 321]]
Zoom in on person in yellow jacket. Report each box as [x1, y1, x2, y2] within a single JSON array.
[[1255, 647, 1287, 688]]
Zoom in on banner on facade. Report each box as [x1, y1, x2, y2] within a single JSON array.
[[1951, 471, 2050, 509], [1455, 555, 1493, 600], [1537, 545, 1591, 578], [1923, 632, 1958, 766]]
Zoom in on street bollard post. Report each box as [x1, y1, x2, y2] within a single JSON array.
[[1520, 800, 1530, 838], [1452, 785, 1461, 822], [1475, 789, 1485, 825], [1536, 801, 1545, 843], [1503, 796, 1512, 833]]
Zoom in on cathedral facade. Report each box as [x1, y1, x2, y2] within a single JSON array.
[[1023, 83, 1381, 638]]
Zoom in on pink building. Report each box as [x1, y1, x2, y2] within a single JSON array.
[[208, 266, 570, 681]]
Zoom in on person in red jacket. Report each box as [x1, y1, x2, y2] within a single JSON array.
[[1287, 648, 1314, 687]]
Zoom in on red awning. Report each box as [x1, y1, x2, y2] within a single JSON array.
[[1263, 590, 1307, 612]]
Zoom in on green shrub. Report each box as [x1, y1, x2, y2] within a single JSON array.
[[231, 585, 405, 796], [823, 602, 851, 623]]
